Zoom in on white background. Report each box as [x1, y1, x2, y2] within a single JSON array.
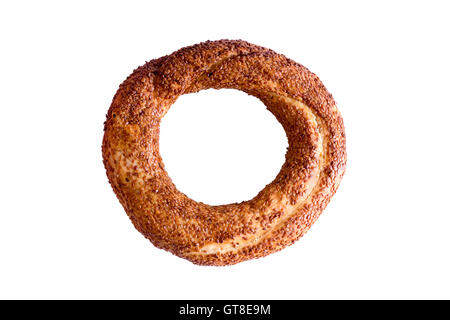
[[1, 1, 449, 299]]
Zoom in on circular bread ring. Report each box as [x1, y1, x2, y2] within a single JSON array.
[[102, 40, 346, 266]]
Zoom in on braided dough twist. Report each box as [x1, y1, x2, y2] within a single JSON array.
[[102, 40, 346, 265]]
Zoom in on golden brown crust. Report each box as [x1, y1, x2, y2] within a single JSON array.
[[102, 40, 346, 266]]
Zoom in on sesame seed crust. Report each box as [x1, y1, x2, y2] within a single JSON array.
[[102, 40, 346, 266]]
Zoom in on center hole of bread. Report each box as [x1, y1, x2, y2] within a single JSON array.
[[160, 89, 288, 205]]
